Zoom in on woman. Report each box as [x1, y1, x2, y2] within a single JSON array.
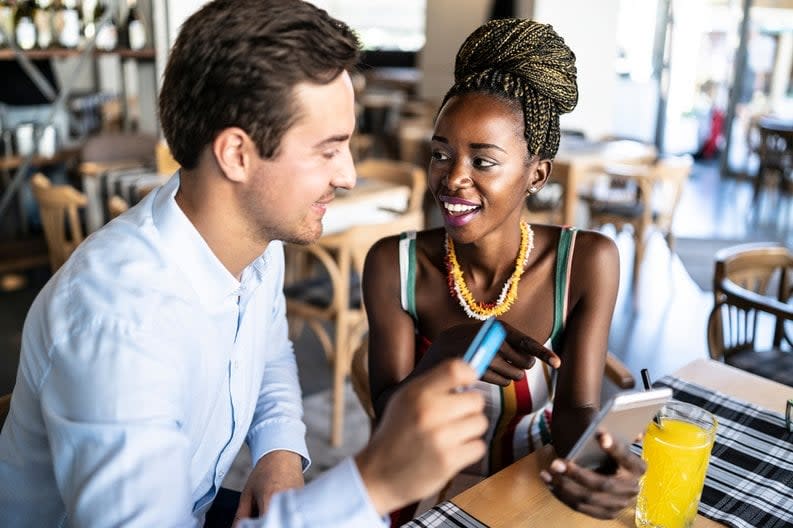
[[362, 18, 643, 521]]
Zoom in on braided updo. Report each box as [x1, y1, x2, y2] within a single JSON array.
[[441, 18, 578, 160]]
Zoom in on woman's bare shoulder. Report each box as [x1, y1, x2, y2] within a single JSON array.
[[571, 228, 619, 266]]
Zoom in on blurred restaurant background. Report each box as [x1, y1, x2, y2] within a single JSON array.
[[1, 0, 792, 466]]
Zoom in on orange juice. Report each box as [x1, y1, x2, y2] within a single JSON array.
[[635, 404, 717, 528]]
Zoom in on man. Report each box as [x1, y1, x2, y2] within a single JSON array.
[[0, 1, 488, 526]]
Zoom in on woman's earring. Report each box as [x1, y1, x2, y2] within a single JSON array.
[[529, 186, 537, 194]]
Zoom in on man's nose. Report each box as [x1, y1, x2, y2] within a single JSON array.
[[333, 147, 356, 190]]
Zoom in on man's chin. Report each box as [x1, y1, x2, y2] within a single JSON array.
[[283, 226, 323, 245]]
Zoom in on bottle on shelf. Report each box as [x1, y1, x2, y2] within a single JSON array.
[[54, 0, 81, 49], [0, 0, 14, 48], [123, 0, 145, 50], [93, 0, 116, 51], [34, 0, 54, 49], [14, 0, 38, 51], [82, 0, 97, 40]]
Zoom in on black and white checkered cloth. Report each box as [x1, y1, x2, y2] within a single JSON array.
[[654, 376, 793, 528], [404, 375, 793, 528], [401, 501, 486, 528]]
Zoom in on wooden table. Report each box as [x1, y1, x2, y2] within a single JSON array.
[[554, 139, 657, 226], [321, 176, 410, 235], [451, 359, 791, 527]]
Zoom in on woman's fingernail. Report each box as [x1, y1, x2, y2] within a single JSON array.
[[601, 433, 613, 449], [540, 470, 552, 484], [550, 459, 566, 473]]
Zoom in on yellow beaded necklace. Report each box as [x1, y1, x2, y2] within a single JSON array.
[[445, 222, 534, 320]]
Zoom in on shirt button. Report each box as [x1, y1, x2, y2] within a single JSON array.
[[233, 361, 239, 370]]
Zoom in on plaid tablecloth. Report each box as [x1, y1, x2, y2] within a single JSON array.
[[401, 501, 486, 528], [405, 375, 793, 528], [654, 375, 793, 528]]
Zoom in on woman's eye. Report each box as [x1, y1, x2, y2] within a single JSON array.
[[323, 149, 339, 160], [473, 157, 496, 169], [431, 150, 449, 162]]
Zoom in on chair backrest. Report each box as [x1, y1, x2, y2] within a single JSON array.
[[155, 140, 181, 175], [757, 121, 793, 171], [707, 243, 793, 361], [107, 195, 129, 220], [31, 173, 89, 272], [355, 159, 427, 217], [351, 341, 375, 420], [648, 154, 693, 233], [316, 209, 425, 299]]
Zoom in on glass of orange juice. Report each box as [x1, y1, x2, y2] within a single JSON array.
[[635, 402, 717, 528]]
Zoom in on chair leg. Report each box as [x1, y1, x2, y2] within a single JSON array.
[[331, 316, 349, 447], [632, 229, 645, 293]]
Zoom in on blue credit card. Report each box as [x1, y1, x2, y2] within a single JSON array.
[[461, 318, 507, 378]]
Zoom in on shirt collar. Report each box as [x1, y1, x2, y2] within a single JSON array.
[[151, 173, 242, 306]]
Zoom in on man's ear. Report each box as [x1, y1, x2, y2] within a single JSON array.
[[526, 158, 553, 195], [212, 127, 253, 183]]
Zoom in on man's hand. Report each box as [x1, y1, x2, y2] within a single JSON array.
[[540, 432, 646, 519], [355, 359, 488, 515], [233, 450, 304, 524]]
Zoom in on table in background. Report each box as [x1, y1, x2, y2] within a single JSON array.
[[449, 359, 791, 528], [554, 138, 658, 226], [321, 176, 410, 235]]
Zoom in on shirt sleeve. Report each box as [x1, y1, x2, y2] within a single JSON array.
[[246, 253, 310, 470], [39, 320, 197, 528], [237, 458, 388, 528]]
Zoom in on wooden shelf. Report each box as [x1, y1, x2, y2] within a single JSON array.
[[0, 146, 81, 171], [0, 48, 155, 61]]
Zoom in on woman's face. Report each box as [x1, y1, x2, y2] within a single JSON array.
[[429, 92, 541, 243]]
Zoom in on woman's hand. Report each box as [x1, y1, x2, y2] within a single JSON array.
[[415, 321, 561, 386], [539, 432, 645, 519]]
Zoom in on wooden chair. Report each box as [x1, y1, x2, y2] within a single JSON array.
[[583, 154, 693, 287], [0, 393, 10, 428], [752, 118, 793, 209], [707, 243, 793, 386], [351, 341, 635, 423], [30, 174, 88, 273], [107, 195, 129, 220], [79, 132, 157, 232], [155, 140, 181, 175], [523, 181, 565, 225], [355, 158, 427, 216], [285, 210, 425, 446]]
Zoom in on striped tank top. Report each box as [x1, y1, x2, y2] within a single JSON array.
[[398, 227, 577, 476]]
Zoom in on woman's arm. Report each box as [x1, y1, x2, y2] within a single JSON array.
[[362, 235, 422, 421], [551, 230, 620, 456]]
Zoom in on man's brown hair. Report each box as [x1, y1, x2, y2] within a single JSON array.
[[159, 0, 360, 169]]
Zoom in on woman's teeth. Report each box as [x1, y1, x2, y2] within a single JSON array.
[[443, 202, 479, 214]]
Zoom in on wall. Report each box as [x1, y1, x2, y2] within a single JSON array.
[[418, 0, 491, 103], [531, 0, 621, 141], [160, 0, 626, 141]]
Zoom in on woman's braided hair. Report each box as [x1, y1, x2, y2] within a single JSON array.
[[442, 18, 578, 160]]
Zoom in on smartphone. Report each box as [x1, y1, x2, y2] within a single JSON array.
[[462, 317, 507, 378], [566, 387, 672, 470]]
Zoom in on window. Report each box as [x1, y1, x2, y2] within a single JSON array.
[[309, 0, 426, 52]]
